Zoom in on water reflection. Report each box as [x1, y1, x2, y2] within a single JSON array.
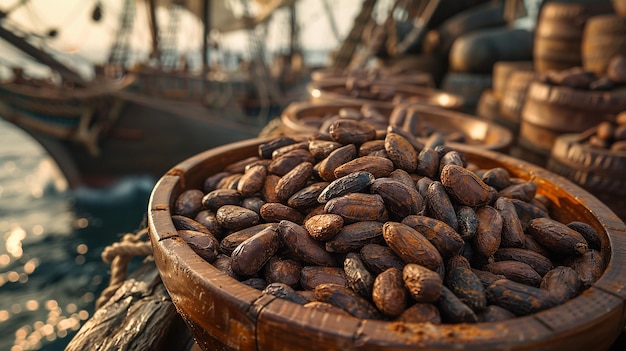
[[0, 119, 152, 350]]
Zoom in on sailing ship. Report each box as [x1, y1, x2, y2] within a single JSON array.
[[0, 0, 312, 187]]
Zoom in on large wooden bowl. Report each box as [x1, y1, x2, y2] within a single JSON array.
[[148, 138, 626, 351], [280, 101, 513, 153], [307, 80, 464, 111]]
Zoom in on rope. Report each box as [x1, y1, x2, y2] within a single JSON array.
[[96, 227, 153, 309]]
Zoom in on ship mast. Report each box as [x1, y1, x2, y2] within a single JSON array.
[[0, 12, 88, 87]]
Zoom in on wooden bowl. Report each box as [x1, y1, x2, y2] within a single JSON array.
[[548, 126, 626, 221], [307, 80, 464, 111], [310, 68, 435, 88], [280, 101, 513, 153], [148, 138, 626, 351]]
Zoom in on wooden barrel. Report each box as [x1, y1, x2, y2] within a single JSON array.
[[582, 14, 626, 75], [307, 80, 464, 111], [492, 61, 534, 100], [499, 70, 537, 135], [533, 2, 593, 73], [519, 80, 626, 160], [148, 137, 626, 351], [280, 101, 513, 153], [433, 1, 506, 60], [548, 127, 626, 221], [475, 88, 501, 122]]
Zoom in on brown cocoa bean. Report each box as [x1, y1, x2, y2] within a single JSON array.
[[540, 266, 581, 304], [445, 267, 487, 312], [219, 223, 277, 255], [268, 149, 315, 176], [317, 171, 375, 203], [360, 244, 405, 275], [416, 148, 439, 179], [178, 229, 219, 263], [371, 178, 424, 219], [308, 140, 343, 159], [260, 202, 305, 224], [173, 189, 205, 218], [395, 303, 441, 324], [498, 182, 537, 202], [333, 156, 395, 179], [278, 220, 335, 266], [567, 221, 602, 251], [325, 221, 383, 253], [493, 248, 553, 276], [373, 267, 408, 317], [172, 215, 211, 234], [304, 213, 344, 241], [440, 164, 496, 207], [216, 205, 260, 231], [384, 132, 418, 172], [318, 144, 357, 181], [473, 206, 503, 257], [315, 283, 380, 319], [484, 261, 542, 287], [343, 252, 374, 298], [456, 206, 478, 239], [259, 136, 297, 159], [202, 188, 242, 211], [383, 222, 443, 271], [300, 266, 348, 290], [436, 286, 478, 323], [263, 282, 308, 304], [231, 225, 282, 276], [263, 256, 302, 288], [528, 218, 588, 255], [328, 119, 377, 145], [275, 162, 313, 202], [287, 182, 329, 210], [402, 263, 443, 303], [495, 197, 525, 248], [425, 181, 458, 231], [481, 167, 511, 191], [324, 193, 386, 223], [568, 249, 604, 288], [486, 279, 558, 316], [401, 215, 463, 257]]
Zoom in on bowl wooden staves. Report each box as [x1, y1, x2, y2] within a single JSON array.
[[148, 138, 626, 351]]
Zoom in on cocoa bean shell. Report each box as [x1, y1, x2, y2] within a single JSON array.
[[382, 222, 443, 271], [278, 220, 336, 266], [373, 267, 408, 317], [440, 164, 496, 207], [473, 205, 503, 257], [540, 266, 581, 304], [401, 215, 464, 257], [325, 221, 384, 253], [445, 267, 487, 312], [300, 266, 348, 290], [231, 225, 282, 276], [315, 283, 381, 319], [359, 244, 405, 275], [402, 263, 443, 303], [237, 164, 267, 197], [333, 156, 395, 179], [304, 213, 344, 241], [528, 218, 588, 255], [484, 260, 542, 287], [486, 279, 558, 316]]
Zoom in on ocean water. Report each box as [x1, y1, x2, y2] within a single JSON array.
[[0, 118, 155, 351]]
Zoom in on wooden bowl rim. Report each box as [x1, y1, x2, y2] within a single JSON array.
[[148, 137, 626, 350], [307, 80, 465, 110]]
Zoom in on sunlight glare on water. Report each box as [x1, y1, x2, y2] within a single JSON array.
[[0, 118, 151, 350]]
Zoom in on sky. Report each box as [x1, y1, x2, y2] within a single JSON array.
[[0, 0, 382, 78]]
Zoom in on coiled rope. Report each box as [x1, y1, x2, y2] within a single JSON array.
[[96, 228, 153, 309]]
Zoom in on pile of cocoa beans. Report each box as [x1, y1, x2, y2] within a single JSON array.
[[312, 105, 466, 145], [171, 118, 604, 324], [584, 113, 626, 151], [540, 55, 626, 91]]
